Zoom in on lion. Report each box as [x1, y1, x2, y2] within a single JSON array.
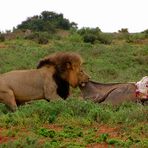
[[0, 52, 90, 111]]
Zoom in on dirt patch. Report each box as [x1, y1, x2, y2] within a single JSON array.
[[0, 128, 15, 144], [43, 123, 63, 132], [0, 127, 31, 144], [86, 124, 123, 147], [87, 143, 114, 148], [0, 43, 7, 49], [0, 136, 16, 144], [96, 124, 120, 138]]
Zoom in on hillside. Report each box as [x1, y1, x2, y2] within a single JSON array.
[[0, 14, 148, 147]]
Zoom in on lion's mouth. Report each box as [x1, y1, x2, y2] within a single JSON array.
[[79, 82, 87, 87]]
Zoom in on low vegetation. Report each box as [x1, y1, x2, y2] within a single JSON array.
[[0, 11, 148, 147], [0, 100, 147, 147]]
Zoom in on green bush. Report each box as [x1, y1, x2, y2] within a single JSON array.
[[118, 28, 129, 33], [0, 33, 5, 42], [83, 34, 96, 44], [97, 33, 112, 44], [97, 133, 109, 142], [143, 29, 148, 38], [78, 27, 101, 36], [67, 33, 83, 43], [125, 33, 146, 43], [24, 32, 49, 44], [37, 36, 48, 44], [38, 128, 56, 138], [78, 28, 112, 44]]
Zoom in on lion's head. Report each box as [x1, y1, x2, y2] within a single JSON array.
[[37, 52, 90, 99]]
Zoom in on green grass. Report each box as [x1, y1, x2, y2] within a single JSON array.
[[0, 38, 147, 81], [0, 36, 148, 147], [0, 99, 147, 147], [0, 99, 147, 126]]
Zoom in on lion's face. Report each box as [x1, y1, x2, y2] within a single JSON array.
[[65, 64, 90, 88], [78, 68, 90, 86]]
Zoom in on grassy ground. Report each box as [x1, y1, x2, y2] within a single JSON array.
[[0, 37, 148, 147]]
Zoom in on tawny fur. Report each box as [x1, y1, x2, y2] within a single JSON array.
[[0, 52, 90, 111]]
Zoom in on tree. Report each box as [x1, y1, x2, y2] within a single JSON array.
[[118, 28, 129, 33], [17, 11, 77, 32]]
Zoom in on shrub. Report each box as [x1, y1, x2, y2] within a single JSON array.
[[78, 27, 101, 36], [107, 138, 124, 145], [96, 133, 109, 142], [97, 33, 112, 44], [125, 33, 146, 43], [37, 36, 48, 44], [0, 33, 5, 42], [118, 28, 129, 33], [24, 32, 49, 44], [78, 28, 112, 44], [83, 34, 96, 44], [67, 33, 83, 43], [38, 128, 56, 138], [142, 29, 148, 38]]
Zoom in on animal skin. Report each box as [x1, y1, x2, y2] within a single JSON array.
[[80, 81, 147, 105], [0, 52, 90, 111]]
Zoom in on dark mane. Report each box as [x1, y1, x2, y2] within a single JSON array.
[[37, 52, 82, 70], [37, 57, 55, 69], [53, 73, 69, 99]]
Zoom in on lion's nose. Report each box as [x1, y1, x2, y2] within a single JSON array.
[[87, 75, 91, 80]]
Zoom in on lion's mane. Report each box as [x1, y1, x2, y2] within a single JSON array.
[[37, 52, 83, 99]]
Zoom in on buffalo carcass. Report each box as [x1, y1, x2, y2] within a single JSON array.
[[79, 77, 148, 105]]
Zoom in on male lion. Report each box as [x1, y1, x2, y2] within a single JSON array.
[[0, 52, 90, 111]]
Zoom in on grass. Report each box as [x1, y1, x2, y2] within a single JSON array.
[[0, 99, 147, 147], [0, 99, 147, 126], [0, 35, 148, 147]]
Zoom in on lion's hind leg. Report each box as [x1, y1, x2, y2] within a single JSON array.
[[0, 90, 17, 112]]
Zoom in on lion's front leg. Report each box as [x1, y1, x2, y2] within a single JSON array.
[[0, 89, 17, 112], [44, 77, 59, 101]]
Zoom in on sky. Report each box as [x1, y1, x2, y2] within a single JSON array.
[[0, 0, 148, 33]]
